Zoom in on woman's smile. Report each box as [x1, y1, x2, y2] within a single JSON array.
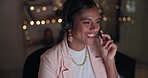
[[86, 33, 96, 39]]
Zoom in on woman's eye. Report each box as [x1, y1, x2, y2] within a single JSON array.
[[82, 21, 91, 24], [96, 20, 101, 23]]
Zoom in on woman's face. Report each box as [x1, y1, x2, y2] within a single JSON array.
[[71, 6, 101, 45]]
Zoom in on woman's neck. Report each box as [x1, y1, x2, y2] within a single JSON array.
[[68, 41, 85, 51]]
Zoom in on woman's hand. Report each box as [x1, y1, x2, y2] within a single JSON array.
[[98, 32, 118, 78], [99, 32, 117, 62]]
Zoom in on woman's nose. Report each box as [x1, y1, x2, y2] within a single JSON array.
[[90, 23, 100, 32]]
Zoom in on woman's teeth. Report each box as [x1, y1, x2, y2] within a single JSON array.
[[87, 34, 95, 37]]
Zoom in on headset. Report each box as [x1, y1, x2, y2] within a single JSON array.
[[61, 0, 73, 30]]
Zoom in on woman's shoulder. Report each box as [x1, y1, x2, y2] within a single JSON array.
[[42, 43, 63, 58], [39, 43, 64, 68], [41, 38, 68, 59]]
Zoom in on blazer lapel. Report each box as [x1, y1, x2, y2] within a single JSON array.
[[61, 56, 73, 78], [60, 37, 74, 78], [88, 44, 107, 78]]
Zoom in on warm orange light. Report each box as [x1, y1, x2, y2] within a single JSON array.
[[41, 20, 46, 25], [23, 25, 27, 30], [42, 6, 47, 11], [103, 17, 108, 21], [36, 9, 40, 13], [58, 3, 63, 7], [118, 17, 122, 21], [58, 18, 62, 23], [30, 6, 35, 11], [46, 20, 50, 24], [51, 19, 56, 23], [127, 17, 132, 21], [36, 21, 40, 25], [30, 21, 34, 25], [53, 7, 58, 11], [122, 17, 126, 21]]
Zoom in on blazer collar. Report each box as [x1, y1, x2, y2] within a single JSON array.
[[60, 36, 74, 78], [61, 36, 72, 68]]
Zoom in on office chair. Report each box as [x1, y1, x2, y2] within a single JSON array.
[[115, 51, 136, 78], [23, 46, 50, 78]]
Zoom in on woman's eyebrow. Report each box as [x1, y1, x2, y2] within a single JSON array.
[[80, 18, 91, 21], [96, 17, 101, 21], [80, 16, 101, 21]]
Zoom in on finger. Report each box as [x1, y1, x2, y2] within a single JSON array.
[[103, 39, 113, 49], [106, 41, 116, 50], [107, 43, 117, 58], [102, 34, 111, 40], [100, 30, 103, 33]]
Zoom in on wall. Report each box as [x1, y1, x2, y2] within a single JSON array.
[[0, 0, 25, 78], [117, 0, 148, 65]]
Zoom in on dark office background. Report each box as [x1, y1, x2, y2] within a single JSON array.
[[0, 0, 148, 78]]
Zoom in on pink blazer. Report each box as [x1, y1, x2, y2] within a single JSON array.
[[38, 37, 107, 78]]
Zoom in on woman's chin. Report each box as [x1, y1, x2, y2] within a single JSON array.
[[85, 41, 94, 45]]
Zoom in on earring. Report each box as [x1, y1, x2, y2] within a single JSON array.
[[68, 30, 73, 42]]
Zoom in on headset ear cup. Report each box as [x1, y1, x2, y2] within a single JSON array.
[[61, 21, 72, 30]]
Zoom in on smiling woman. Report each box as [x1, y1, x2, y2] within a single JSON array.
[[69, 6, 101, 50], [38, 0, 120, 78]]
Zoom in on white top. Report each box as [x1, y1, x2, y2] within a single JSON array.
[[69, 47, 95, 78]]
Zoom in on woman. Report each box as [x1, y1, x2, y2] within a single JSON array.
[[38, 0, 119, 78]]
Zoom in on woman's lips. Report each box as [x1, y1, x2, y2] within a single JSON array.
[[86, 34, 96, 38]]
